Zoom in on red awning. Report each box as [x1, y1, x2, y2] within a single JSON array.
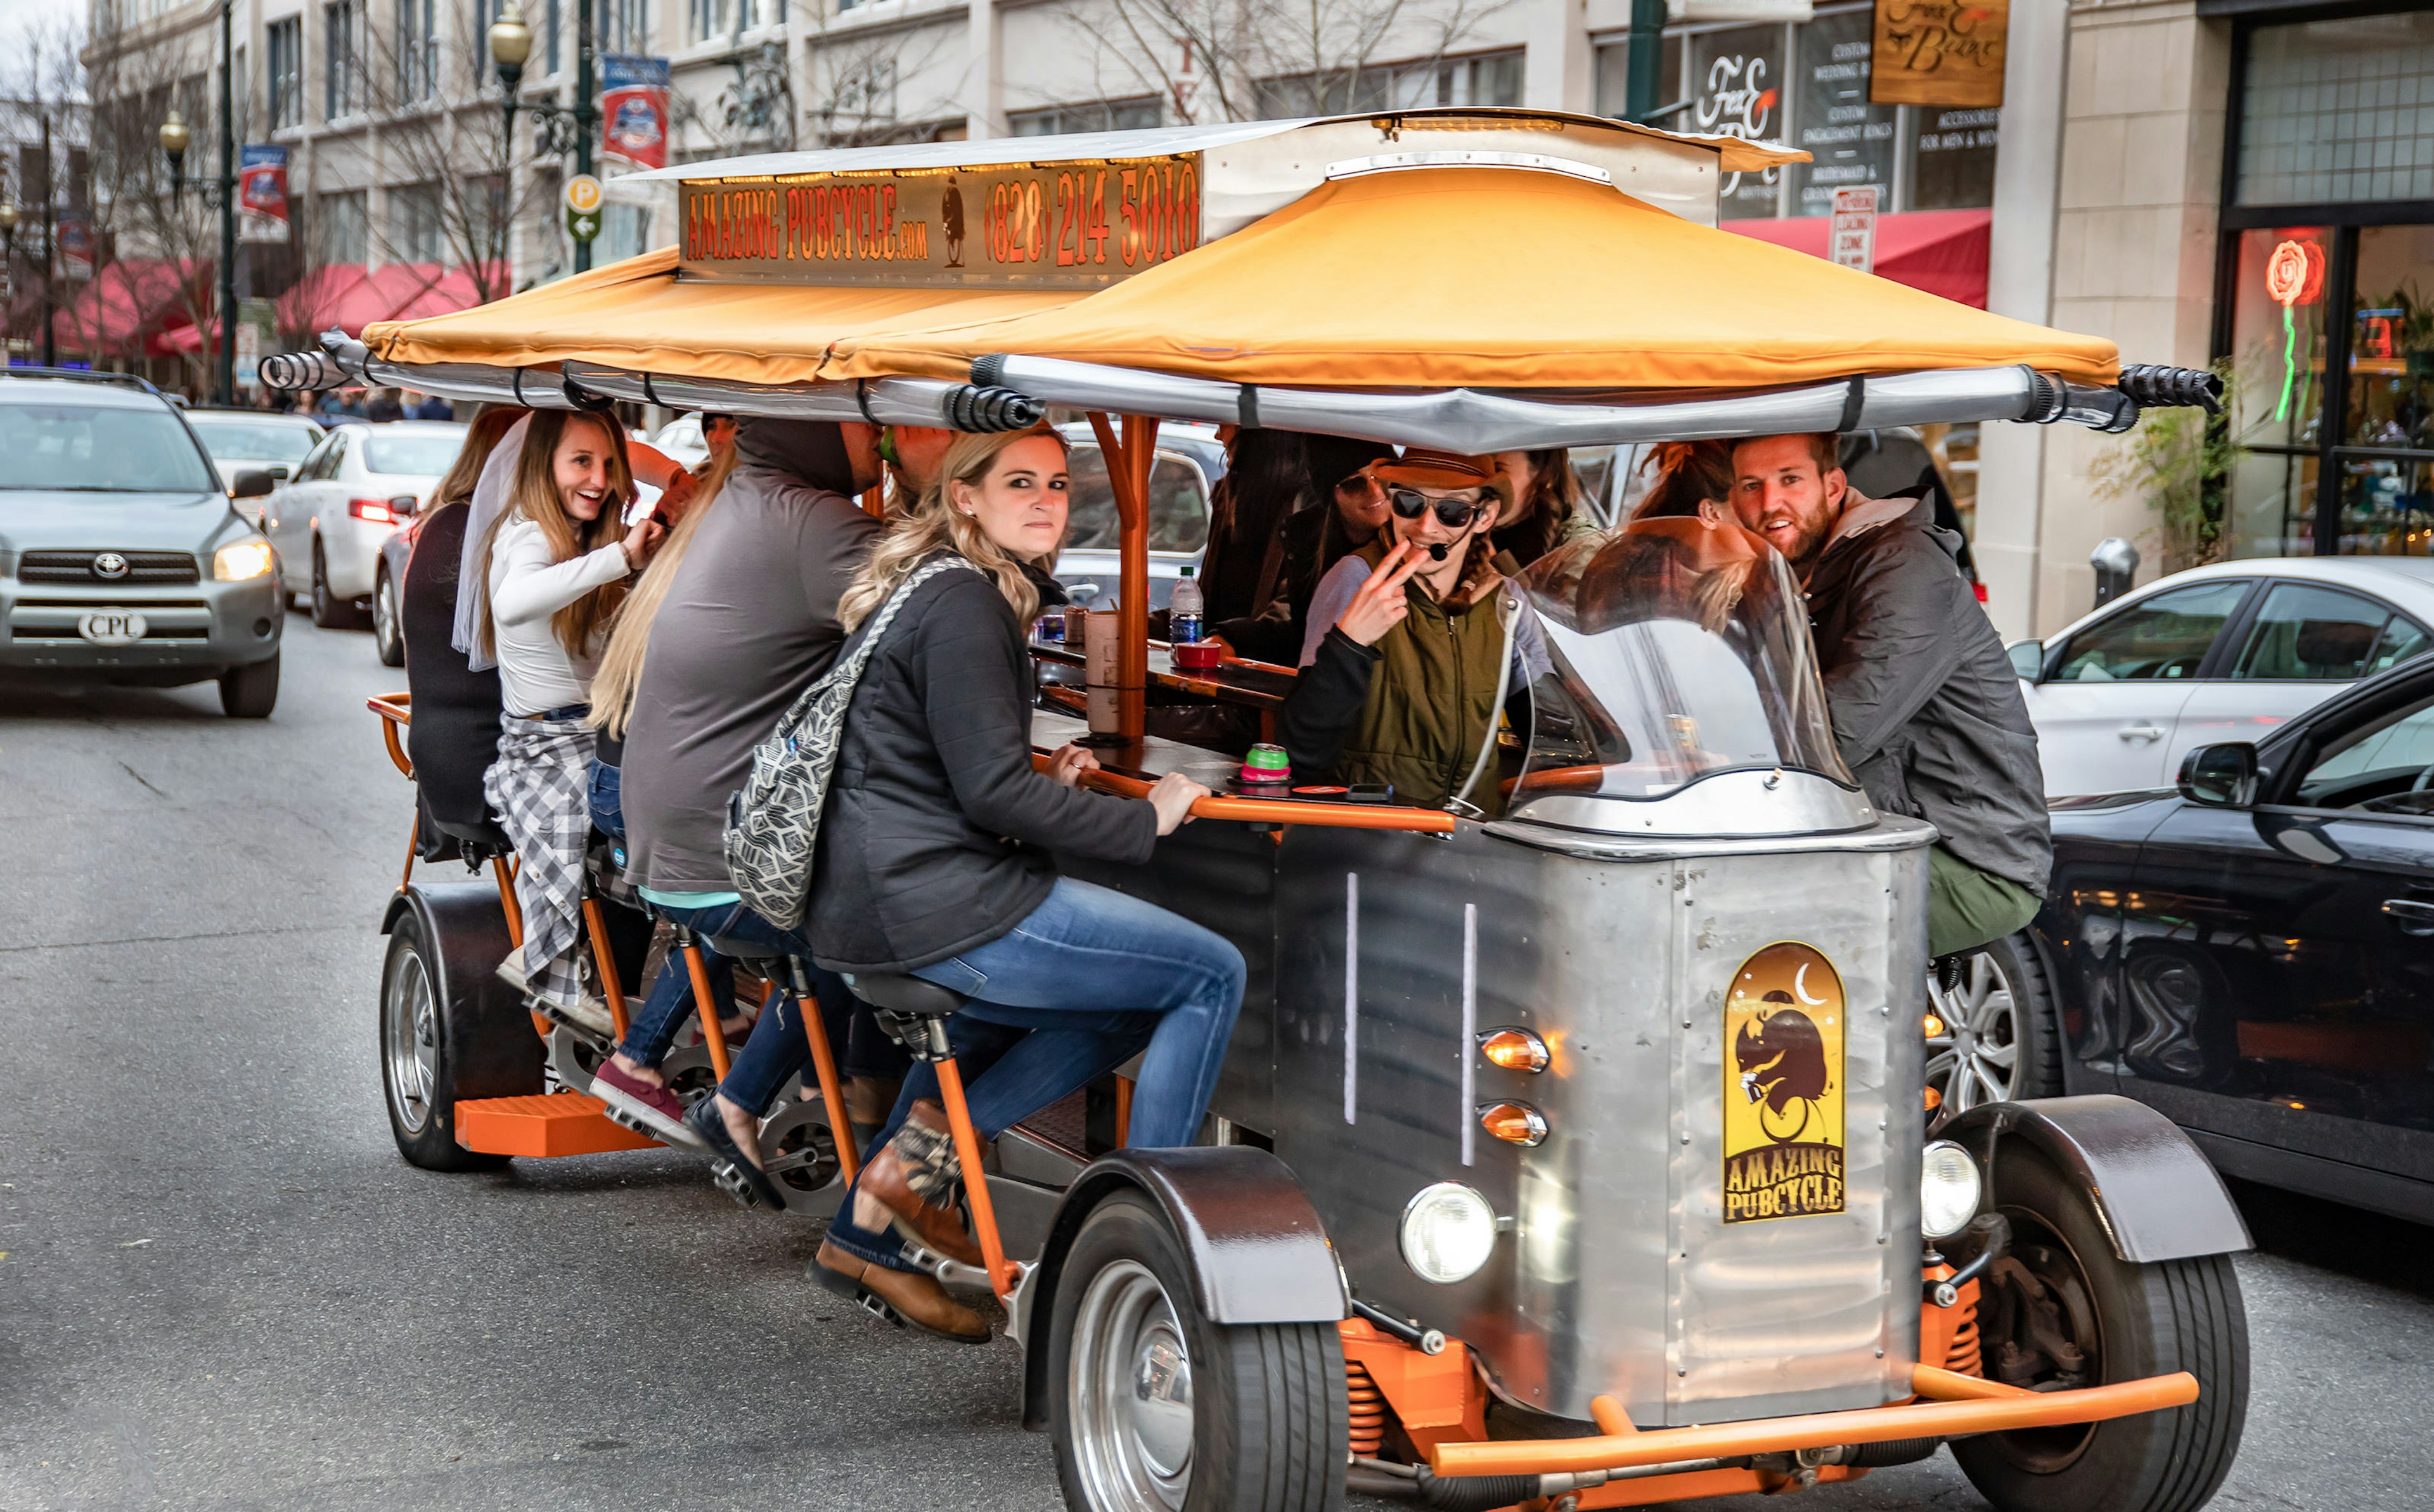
[[49, 259, 209, 357], [1722, 208, 1992, 309], [279, 262, 508, 339]]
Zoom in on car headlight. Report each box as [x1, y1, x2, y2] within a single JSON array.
[[1921, 1139, 1983, 1240], [214, 539, 275, 582], [1400, 1182, 1498, 1285]]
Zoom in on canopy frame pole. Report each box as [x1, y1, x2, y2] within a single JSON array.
[[1085, 411, 1159, 744]]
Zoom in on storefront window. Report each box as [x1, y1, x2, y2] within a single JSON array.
[[1690, 25, 1787, 220], [2345, 224, 2434, 451], [2235, 13, 2434, 207], [1909, 106, 1999, 210], [2230, 227, 2334, 453], [1791, 8, 1896, 216]]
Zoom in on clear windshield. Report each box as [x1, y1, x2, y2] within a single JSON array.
[[187, 416, 321, 463], [0, 403, 220, 492], [363, 430, 467, 477], [1513, 517, 1853, 804]]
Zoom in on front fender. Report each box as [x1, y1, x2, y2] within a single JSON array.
[[1015, 1146, 1345, 1430], [1947, 1094, 2251, 1263]]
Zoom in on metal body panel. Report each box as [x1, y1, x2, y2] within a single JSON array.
[[1945, 1095, 2253, 1263], [1072, 809, 1933, 1426]]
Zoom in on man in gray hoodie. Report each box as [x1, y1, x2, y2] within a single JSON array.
[[1730, 432, 2049, 959]]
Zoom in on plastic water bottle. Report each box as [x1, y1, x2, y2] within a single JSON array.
[[1169, 565, 1205, 644]]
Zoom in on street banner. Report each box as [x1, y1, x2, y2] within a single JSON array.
[[1830, 186, 1879, 275], [600, 54, 672, 172], [238, 145, 291, 244], [56, 215, 93, 279], [1871, 0, 2008, 108]]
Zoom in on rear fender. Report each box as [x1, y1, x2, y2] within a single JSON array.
[[1947, 1094, 2251, 1262], [382, 879, 543, 1103], [1015, 1146, 1345, 1430]]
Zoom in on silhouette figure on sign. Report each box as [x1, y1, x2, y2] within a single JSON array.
[[942, 176, 965, 268], [1734, 990, 1831, 1144]]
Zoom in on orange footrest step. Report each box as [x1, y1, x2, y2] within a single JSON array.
[[454, 1092, 660, 1158]]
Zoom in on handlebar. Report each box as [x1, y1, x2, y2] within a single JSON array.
[[1032, 751, 1458, 834], [368, 693, 413, 778]]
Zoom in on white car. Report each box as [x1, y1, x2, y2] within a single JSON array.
[[2012, 557, 2434, 797], [263, 420, 465, 629], [183, 410, 327, 524]]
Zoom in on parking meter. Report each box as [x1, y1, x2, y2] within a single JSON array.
[[2090, 537, 2139, 610]]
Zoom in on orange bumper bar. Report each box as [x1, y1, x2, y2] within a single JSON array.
[[1430, 1365, 2199, 1478], [369, 692, 413, 778]]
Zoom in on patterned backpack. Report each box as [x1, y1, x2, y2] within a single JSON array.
[[724, 554, 976, 929]]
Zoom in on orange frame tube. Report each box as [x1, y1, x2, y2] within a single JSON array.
[[934, 1054, 1017, 1299], [798, 989, 861, 1185], [1114, 1074, 1133, 1148], [491, 856, 524, 948], [1430, 1368, 2200, 1478], [681, 942, 734, 1081], [580, 898, 632, 1041], [1085, 411, 1157, 743]]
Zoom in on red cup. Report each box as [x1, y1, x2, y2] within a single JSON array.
[[1171, 639, 1223, 670]]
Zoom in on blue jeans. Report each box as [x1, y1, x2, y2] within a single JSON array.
[[586, 759, 624, 841], [911, 876, 1244, 1151], [621, 899, 851, 1118]]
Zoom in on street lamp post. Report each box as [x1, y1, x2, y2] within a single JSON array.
[[40, 115, 56, 369], [491, 0, 602, 275], [1, 198, 16, 363], [155, 0, 241, 405]]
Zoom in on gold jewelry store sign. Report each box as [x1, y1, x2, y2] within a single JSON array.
[[679, 157, 1203, 288], [1723, 942, 1848, 1223]]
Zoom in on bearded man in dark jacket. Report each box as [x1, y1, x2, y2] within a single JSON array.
[[1730, 433, 2049, 959]]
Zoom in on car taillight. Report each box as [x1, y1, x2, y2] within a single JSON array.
[[349, 496, 411, 524]]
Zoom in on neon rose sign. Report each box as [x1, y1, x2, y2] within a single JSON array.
[[2266, 238, 2325, 424]]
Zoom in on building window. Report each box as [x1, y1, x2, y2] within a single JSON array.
[[2236, 13, 2434, 208], [601, 0, 648, 53], [324, 0, 363, 117], [397, 0, 439, 101], [1254, 49, 1523, 118], [1909, 106, 1999, 210], [1591, 32, 1684, 122], [1687, 24, 1787, 220], [1789, 8, 1895, 217], [546, 0, 561, 74], [1007, 97, 1163, 137], [267, 18, 302, 129], [603, 202, 653, 261], [316, 189, 369, 262], [390, 182, 447, 262]]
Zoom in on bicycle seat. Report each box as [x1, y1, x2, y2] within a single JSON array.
[[847, 973, 967, 1019], [705, 934, 787, 974]]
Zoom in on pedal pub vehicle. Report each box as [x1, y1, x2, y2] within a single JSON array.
[[283, 109, 2253, 1512]]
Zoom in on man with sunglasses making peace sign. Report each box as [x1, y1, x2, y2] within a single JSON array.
[[1277, 449, 1545, 814]]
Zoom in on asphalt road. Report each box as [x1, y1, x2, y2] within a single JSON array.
[[3, 614, 2430, 1511]]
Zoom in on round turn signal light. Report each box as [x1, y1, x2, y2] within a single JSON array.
[[1476, 1101, 1549, 1147], [1476, 1027, 1550, 1073], [1922, 1012, 1947, 1039]]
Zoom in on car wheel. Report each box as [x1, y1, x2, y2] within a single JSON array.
[[1928, 934, 2063, 1113], [1952, 1147, 2248, 1512], [218, 653, 279, 718], [1048, 1191, 1346, 1512], [373, 567, 406, 667], [380, 911, 510, 1172], [310, 542, 366, 630]]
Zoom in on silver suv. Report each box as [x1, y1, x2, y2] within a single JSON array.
[[0, 371, 285, 716]]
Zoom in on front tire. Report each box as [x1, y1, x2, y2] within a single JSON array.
[[219, 653, 279, 718], [1953, 1147, 2248, 1512], [1048, 1191, 1345, 1512], [380, 911, 510, 1172], [373, 566, 406, 666]]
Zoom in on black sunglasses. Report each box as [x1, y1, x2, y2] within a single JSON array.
[[1388, 487, 1490, 530]]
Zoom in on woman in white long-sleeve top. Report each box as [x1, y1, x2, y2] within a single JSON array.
[[470, 409, 663, 1012]]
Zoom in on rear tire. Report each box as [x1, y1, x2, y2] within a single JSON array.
[[380, 910, 509, 1172], [219, 653, 279, 718], [311, 542, 366, 629], [373, 566, 406, 666], [1048, 1191, 1346, 1512], [1953, 1147, 2248, 1512]]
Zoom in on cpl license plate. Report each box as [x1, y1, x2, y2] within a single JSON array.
[[78, 612, 148, 646]]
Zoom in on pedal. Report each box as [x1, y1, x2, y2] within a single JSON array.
[[711, 1160, 765, 1211], [857, 1291, 907, 1328], [532, 996, 617, 1046], [901, 1243, 1020, 1292]]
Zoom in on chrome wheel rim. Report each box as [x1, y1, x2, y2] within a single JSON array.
[[1928, 949, 2021, 1112], [1069, 1258, 1194, 1512], [383, 947, 439, 1135]]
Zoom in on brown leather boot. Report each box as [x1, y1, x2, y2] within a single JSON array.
[[856, 1099, 985, 1268], [815, 1241, 991, 1344]]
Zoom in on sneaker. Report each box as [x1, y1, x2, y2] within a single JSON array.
[[591, 1060, 708, 1152], [686, 1098, 786, 1212]]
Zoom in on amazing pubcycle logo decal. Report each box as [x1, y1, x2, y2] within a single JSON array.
[[1723, 942, 1847, 1223]]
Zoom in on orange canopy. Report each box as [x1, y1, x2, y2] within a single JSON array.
[[361, 247, 1077, 385], [825, 166, 2118, 389]]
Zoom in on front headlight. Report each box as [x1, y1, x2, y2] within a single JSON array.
[[1400, 1182, 1498, 1285], [1921, 1139, 1983, 1240], [214, 539, 275, 582]]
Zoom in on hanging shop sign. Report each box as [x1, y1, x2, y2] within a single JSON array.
[[238, 145, 290, 245], [600, 54, 672, 172], [679, 156, 1204, 289], [1869, 0, 2009, 109]]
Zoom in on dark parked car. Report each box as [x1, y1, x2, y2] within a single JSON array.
[[1978, 656, 2434, 1223]]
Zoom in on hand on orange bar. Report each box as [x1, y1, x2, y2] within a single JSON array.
[[1045, 741, 1102, 788], [1148, 771, 1209, 835]]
